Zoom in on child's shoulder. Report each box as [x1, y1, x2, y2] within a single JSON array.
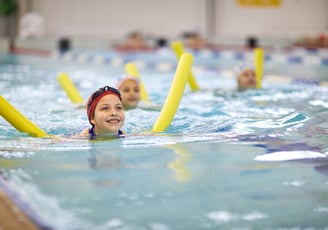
[[79, 128, 90, 137]]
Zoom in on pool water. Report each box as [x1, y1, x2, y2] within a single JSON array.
[[0, 52, 328, 229]]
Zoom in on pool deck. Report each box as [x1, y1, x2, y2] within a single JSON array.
[[0, 187, 38, 230]]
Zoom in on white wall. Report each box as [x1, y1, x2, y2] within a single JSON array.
[[31, 0, 207, 40], [2, 0, 327, 46], [215, 0, 328, 39]]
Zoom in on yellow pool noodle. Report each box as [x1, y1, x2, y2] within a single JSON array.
[[152, 53, 193, 132], [254, 48, 264, 89], [0, 96, 47, 137], [58, 73, 84, 103], [171, 41, 200, 91], [167, 145, 191, 182], [124, 62, 150, 102]]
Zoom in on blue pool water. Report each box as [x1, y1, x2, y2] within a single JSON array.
[[0, 51, 328, 229]]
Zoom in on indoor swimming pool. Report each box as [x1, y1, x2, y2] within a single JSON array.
[[0, 50, 328, 229]]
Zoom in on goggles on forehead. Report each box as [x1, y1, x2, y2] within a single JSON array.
[[88, 86, 121, 107]]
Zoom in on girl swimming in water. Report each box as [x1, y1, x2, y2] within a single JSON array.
[[81, 86, 125, 139]]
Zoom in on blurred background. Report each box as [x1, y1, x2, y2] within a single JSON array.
[[0, 0, 327, 53]]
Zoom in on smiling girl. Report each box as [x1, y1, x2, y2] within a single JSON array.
[[81, 86, 125, 139]]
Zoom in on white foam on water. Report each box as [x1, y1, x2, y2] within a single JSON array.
[[254, 150, 327, 161]]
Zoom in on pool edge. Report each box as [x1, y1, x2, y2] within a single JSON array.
[[0, 175, 53, 230]]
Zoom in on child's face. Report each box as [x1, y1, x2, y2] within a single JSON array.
[[187, 35, 205, 50], [91, 94, 125, 135], [238, 68, 257, 91], [119, 79, 141, 110]]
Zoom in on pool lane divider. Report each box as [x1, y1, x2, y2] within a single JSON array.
[[0, 96, 48, 137], [171, 41, 200, 91], [57, 72, 85, 103], [124, 62, 150, 102], [254, 48, 264, 89], [152, 53, 193, 133]]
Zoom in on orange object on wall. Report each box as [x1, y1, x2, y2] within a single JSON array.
[[237, 0, 281, 7]]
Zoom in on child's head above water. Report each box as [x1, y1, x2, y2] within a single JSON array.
[[234, 64, 257, 91], [116, 75, 141, 110], [87, 86, 125, 137]]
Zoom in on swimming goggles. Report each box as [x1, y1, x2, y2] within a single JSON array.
[[88, 86, 122, 107]]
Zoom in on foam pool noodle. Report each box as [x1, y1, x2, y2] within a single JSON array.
[[124, 62, 150, 102], [58, 73, 84, 103], [167, 145, 191, 182], [0, 96, 47, 137], [152, 53, 193, 132], [171, 41, 200, 91], [254, 48, 264, 89]]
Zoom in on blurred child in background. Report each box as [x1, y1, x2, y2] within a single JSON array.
[[116, 75, 141, 110], [235, 65, 257, 91]]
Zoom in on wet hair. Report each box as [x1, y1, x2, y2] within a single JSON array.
[[234, 63, 255, 79]]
